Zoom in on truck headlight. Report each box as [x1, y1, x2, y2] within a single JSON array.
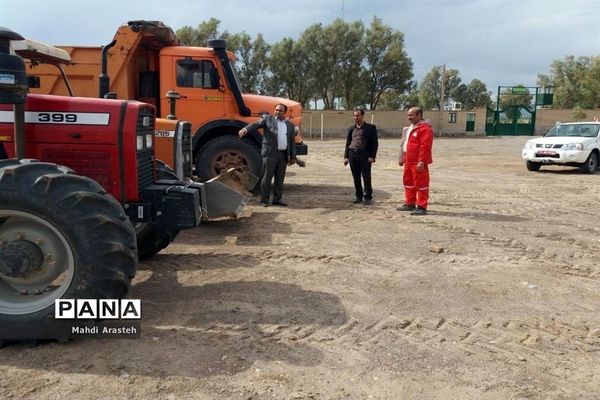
[[563, 143, 583, 150], [137, 136, 144, 151], [146, 134, 153, 149]]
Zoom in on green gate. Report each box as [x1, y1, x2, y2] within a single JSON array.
[[486, 105, 535, 135], [485, 86, 553, 136]]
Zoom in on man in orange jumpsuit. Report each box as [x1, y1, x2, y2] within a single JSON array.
[[397, 107, 433, 215]]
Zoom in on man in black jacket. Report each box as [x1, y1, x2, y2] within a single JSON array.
[[344, 108, 379, 205], [239, 103, 297, 207]]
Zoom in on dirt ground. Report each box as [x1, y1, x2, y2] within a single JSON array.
[[1, 137, 600, 399]]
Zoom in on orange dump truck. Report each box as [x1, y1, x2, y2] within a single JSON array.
[[25, 20, 307, 183]]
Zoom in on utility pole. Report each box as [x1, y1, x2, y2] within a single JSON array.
[[439, 64, 446, 111], [438, 64, 446, 134]]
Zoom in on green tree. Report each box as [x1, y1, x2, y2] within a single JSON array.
[[418, 66, 461, 110], [227, 32, 270, 93], [336, 20, 366, 109], [537, 55, 600, 109], [378, 89, 402, 110], [398, 82, 421, 110], [364, 17, 413, 110], [267, 37, 314, 107], [452, 79, 492, 110], [299, 19, 366, 109], [176, 18, 228, 46], [299, 23, 336, 109]]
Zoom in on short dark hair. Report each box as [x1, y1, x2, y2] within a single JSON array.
[[276, 103, 288, 112], [353, 108, 365, 116]]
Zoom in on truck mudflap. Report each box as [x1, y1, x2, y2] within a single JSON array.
[[197, 167, 258, 220]]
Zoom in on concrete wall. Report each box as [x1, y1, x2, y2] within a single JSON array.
[[536, 109, 600, 135], [301, 108, 600, 139]]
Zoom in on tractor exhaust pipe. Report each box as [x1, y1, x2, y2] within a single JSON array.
[[99, 39, 116, 98]]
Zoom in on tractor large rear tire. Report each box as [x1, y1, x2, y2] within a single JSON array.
[[0, 160, 137, 341], [195, 135, 261, 189]]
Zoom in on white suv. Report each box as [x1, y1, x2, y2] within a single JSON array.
[[522, 122, 600, 173]]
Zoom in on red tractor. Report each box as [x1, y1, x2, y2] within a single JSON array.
[[0, 28, 247, 341]]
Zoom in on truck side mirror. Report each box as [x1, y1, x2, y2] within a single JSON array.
[[210, 68, 223, 92]]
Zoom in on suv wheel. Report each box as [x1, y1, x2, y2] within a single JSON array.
[[526, 161, 541, 172], [580, 152, 598, 174]]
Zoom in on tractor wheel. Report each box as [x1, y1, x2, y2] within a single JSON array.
[[135, 223, 178, 260], [195, 136, 261, 189], [0, 159, 137, 340]]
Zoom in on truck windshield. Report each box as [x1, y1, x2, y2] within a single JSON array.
[[546, 124, 599, 138], [230, 62, 245, 93]]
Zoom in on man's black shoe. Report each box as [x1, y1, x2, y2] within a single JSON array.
[[363, 199, 373, 205], [397, 204, 416, 211], [272, 201, 288, 206], [352, 198, 363, 204], [410, 206, 427, 215], [259, 202, 269, 207]]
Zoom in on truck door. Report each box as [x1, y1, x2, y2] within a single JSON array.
[[169, 57, 225, 124]]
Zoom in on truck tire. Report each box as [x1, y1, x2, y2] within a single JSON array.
[[135, 223, 178, 260], [0, 160, 137, 340], [196, 135, 261, 189]]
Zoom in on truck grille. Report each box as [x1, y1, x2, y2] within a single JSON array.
[[137, 106, 155, 191]]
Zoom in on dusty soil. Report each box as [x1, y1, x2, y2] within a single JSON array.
[[1, 137, 600, 399]]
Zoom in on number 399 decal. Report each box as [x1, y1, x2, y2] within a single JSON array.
[[0, 111, 111, 125], [38, 113, 78, 123]]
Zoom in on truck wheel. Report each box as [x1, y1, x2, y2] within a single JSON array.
[[526, 161, 541, 171], [0, 160, 137, 339], [135, 223, 178, 260], [580, 152, 598, 174], [196, 135, 261, 188]]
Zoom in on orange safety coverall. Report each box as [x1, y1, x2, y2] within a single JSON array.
[[400, 121, 434, 209]]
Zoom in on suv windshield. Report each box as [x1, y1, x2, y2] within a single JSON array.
[[546, 124, 600, 138]]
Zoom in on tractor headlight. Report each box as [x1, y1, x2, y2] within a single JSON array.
[[137, 136, 144, 151]]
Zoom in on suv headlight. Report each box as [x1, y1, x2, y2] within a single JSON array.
[[523, 142, 535, 149], [563, 143, 583, 150]]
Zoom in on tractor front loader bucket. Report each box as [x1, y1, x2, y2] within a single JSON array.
[[198, 167, 258, 220]]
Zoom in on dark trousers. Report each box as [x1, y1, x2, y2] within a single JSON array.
[[261, 150, 288, 203], [348, 149, 372, 200]]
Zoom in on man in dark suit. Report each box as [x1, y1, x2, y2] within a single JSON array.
[[239, 103, 297, 207], [344, 108, 379, 205]]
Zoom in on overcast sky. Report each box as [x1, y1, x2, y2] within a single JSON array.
[[3, 0, 599, 95]]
